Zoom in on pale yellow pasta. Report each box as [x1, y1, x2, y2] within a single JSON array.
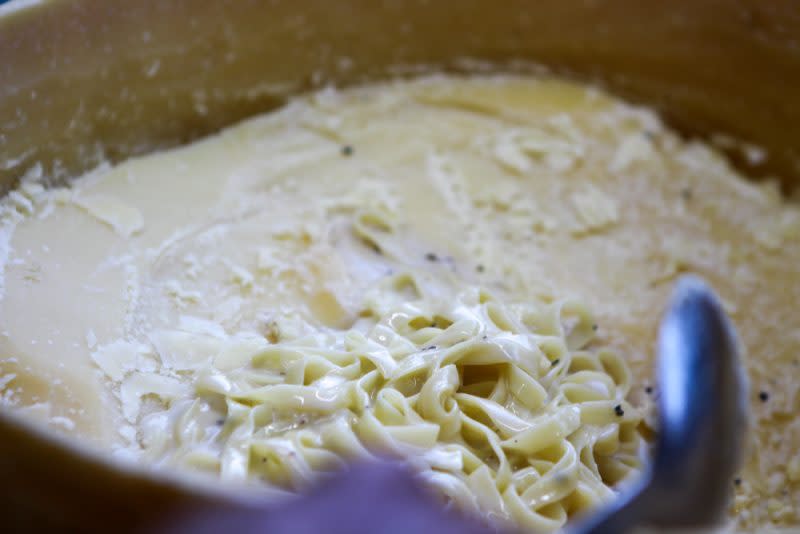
[[123, 264, 647, 531], [5, 72, 796, 530]]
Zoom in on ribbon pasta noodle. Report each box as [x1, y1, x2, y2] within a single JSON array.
[[132, 266, 646, 532], [0, 74, 692, 532]]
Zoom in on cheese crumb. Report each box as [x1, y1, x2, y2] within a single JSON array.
[[228, 263, 254, 289], [91, 340, 147, 381], [571, 186, 619, 234], [7, 191, 34, 215], [50, 416, 76, 431], [73, 193, 144, 238], [609, 134, 655, 173], [120, 373, 190, 421]]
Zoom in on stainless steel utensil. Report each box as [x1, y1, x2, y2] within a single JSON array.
[[569, 275, 748, 534]]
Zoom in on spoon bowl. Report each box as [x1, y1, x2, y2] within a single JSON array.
[[569, 275, 748, 534]]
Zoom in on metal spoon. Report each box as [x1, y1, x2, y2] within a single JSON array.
[[568, 275, 749, 534]]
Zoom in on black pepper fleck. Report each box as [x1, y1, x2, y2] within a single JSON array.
[[681, 187, 693, 201], [645, 386, 653, 394], [551, 359, 560, 367], [734, 478, 742, 486], [759, 390, 770, 402], [592, 324, 598, 331], [614, 404, 625, 417], [425, 252, 439, 262], [341, 145, 354, 156], [424, 345, 437, 351], [476, 264, 485, 273], [216, 419, 225, 426]]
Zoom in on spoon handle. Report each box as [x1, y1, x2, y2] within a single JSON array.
[[568, 276, 747, 534]]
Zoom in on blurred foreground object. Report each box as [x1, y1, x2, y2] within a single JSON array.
[[156, 461, 501, 534]]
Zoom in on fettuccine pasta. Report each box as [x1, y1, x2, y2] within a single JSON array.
[[132, 265, 645, 531], [4, 73, 798, 530]]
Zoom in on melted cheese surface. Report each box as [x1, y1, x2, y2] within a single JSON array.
[[1, 75, 799, 530]]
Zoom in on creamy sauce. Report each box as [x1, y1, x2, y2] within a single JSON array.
[[1, 75, 798, 530]]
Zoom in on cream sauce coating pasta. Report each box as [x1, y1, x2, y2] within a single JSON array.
[[141, 276, 645, 531], [2, 74, 799, 531]]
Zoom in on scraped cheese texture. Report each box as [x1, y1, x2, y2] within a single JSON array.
[[1, 75, 799, 530]]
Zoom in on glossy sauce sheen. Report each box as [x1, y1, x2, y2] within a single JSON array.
[[0, 75, 798, 529]]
